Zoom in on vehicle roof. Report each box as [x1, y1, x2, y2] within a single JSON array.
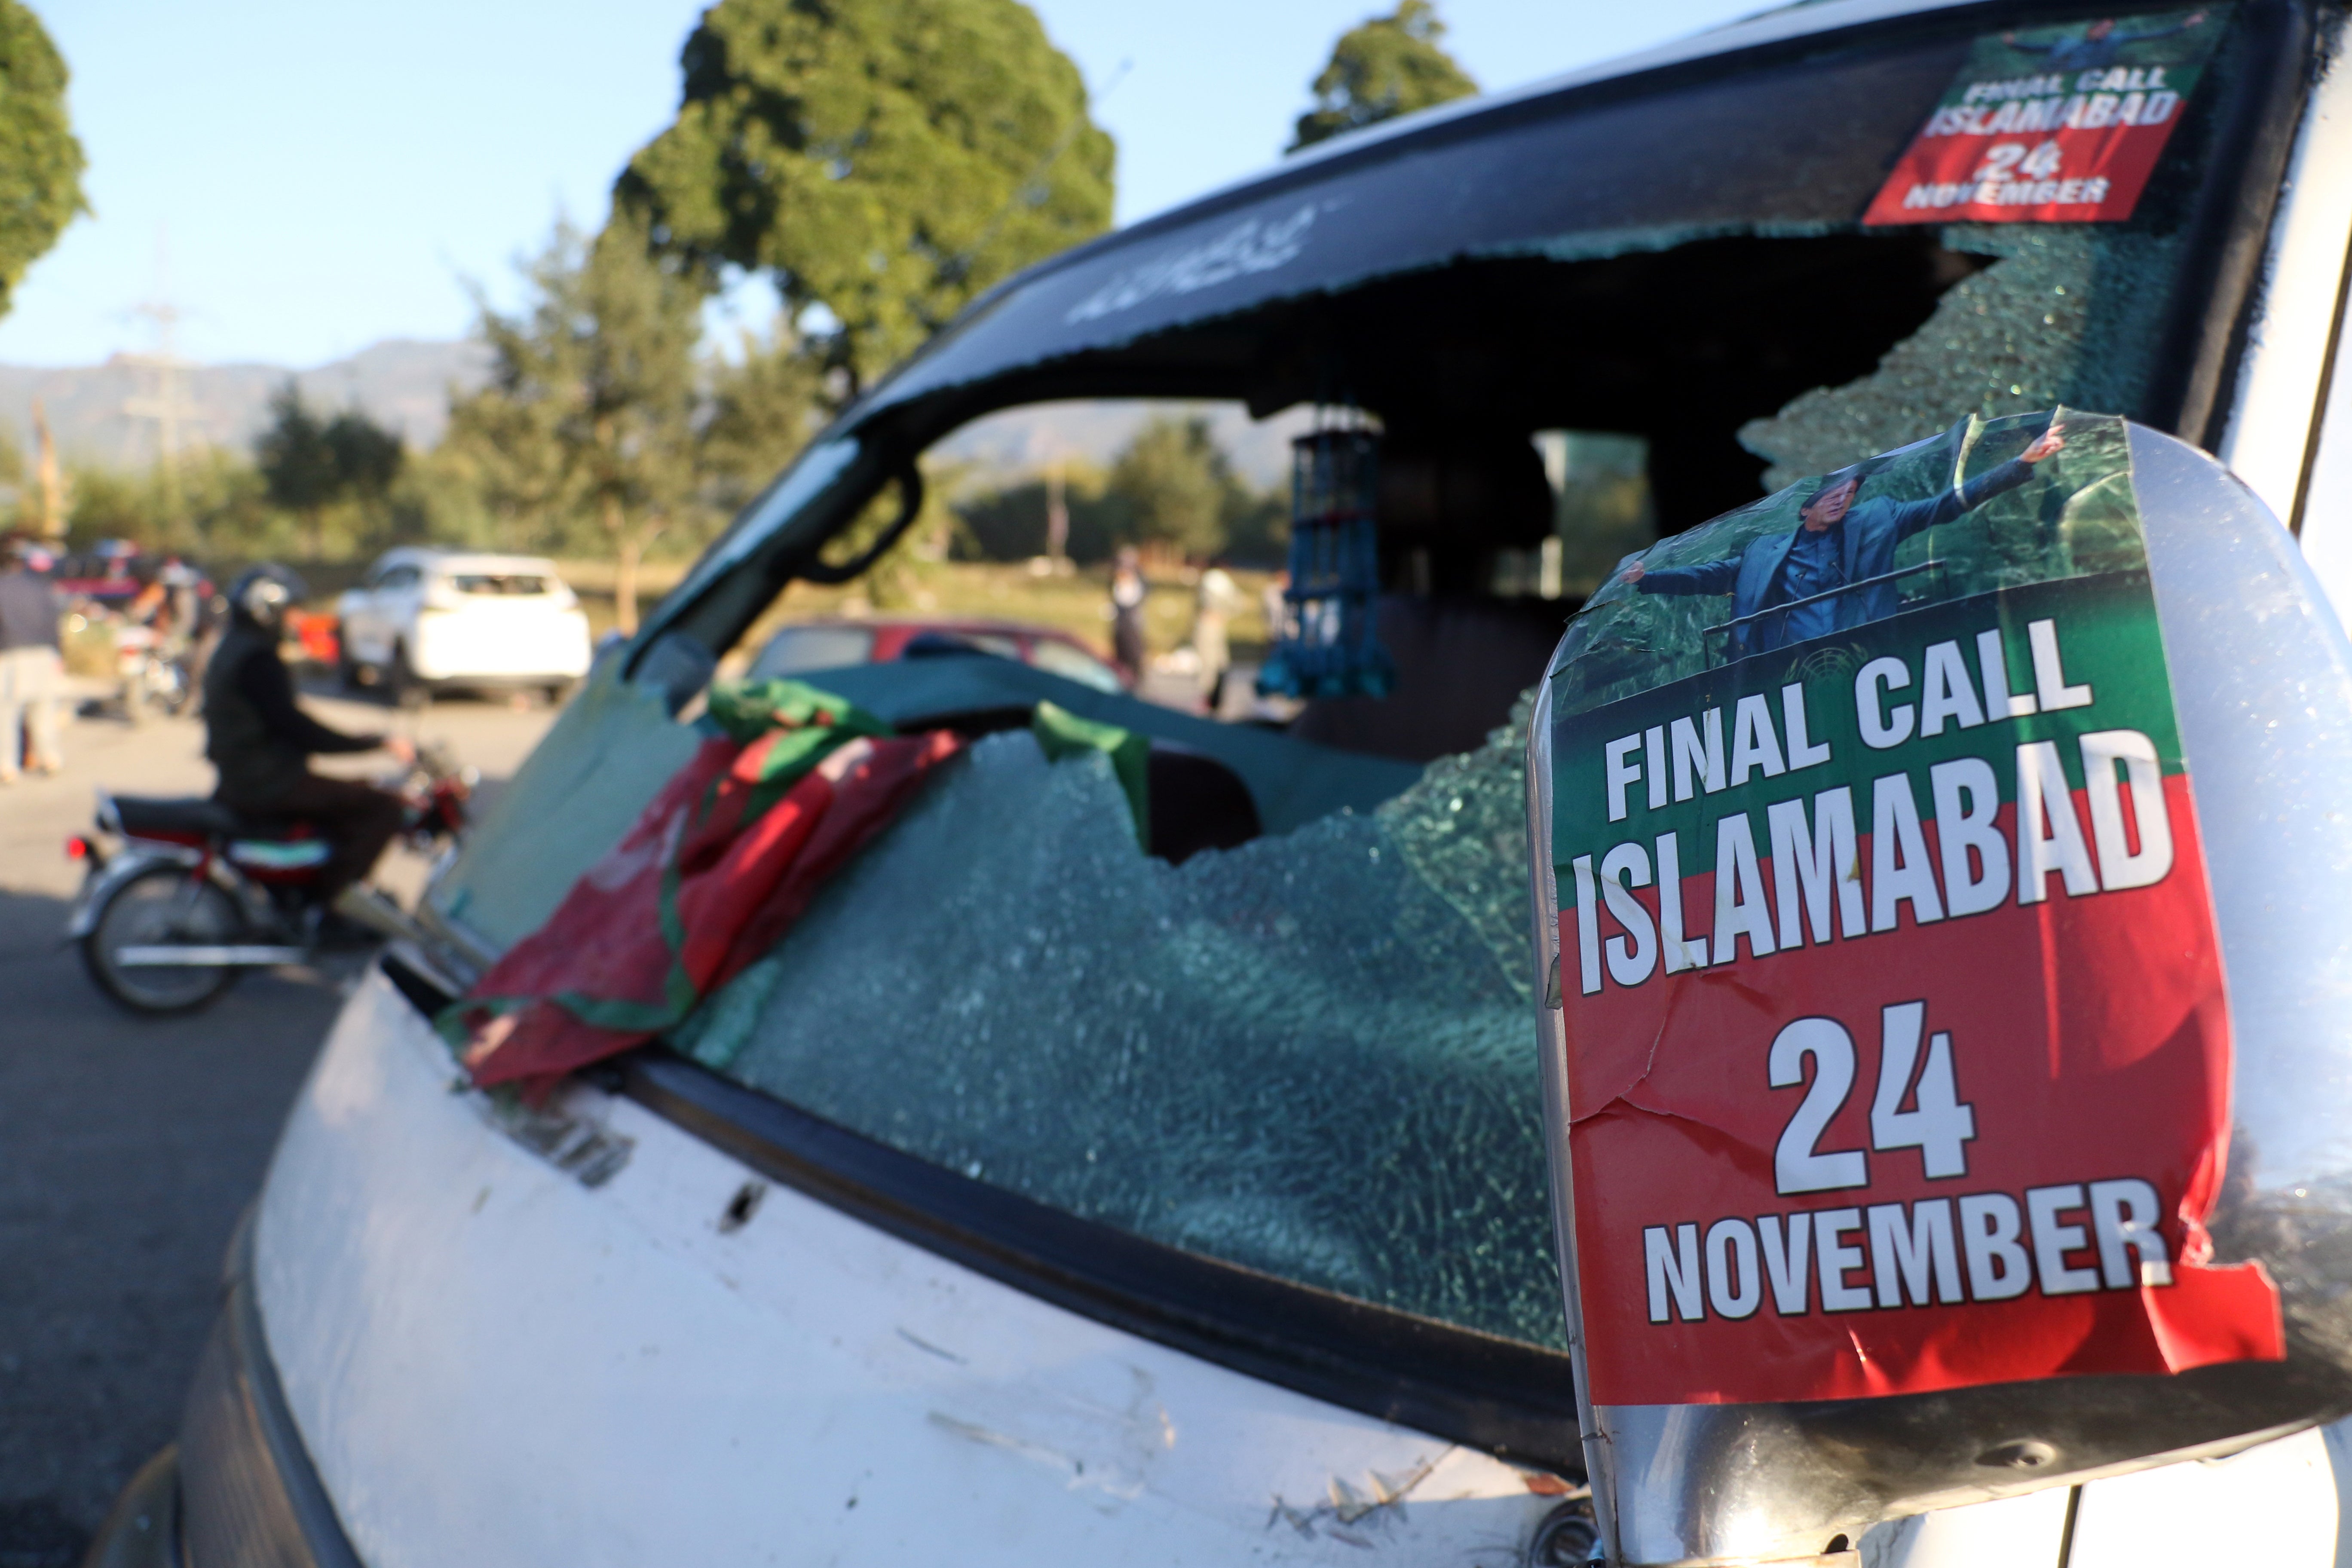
[[1147, 0, 1974, 229], [376, 548, 565, 576], [837, 0, 1996, 436]]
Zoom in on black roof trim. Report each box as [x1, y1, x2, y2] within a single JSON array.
[[889, 0, 2002, 351]]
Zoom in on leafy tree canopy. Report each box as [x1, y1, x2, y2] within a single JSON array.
[[444, 219, 704, 629], [0, 3, 85, 320], [1289, 0, 1477, 153], [255, 386, 339, 519], [616, 0, 1114, 394], [954, 415, 1292, 566], [1109, 416, 1235, 560], [254, 383, 406, 557]]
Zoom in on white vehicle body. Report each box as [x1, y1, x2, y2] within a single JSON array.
[[336, 548, 592, 693], [95, 3, 2352, 1566], [230, 972, 2352, 1567]]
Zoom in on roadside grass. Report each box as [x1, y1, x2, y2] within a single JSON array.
[[711, 559, 1278, 674]]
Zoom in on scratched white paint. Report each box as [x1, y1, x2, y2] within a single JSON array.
[[253, 973, 1564, 1568], [2066, 1427, 2340, 1568], [1855, 1428, 2349, 1568], [2220, 16, 2352, 532]]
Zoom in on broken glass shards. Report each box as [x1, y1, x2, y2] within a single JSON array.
[[1741, 223, 2185, 489], [676, 724, 1564, 1349]]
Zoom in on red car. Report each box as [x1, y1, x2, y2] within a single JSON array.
[[743, 616, 1125, 692]]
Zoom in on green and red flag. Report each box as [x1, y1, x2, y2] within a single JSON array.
[[447, 679, 964, 1099], [1549, 410, 2281, 1406]]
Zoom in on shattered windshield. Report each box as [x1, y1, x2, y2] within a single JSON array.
[[677, 702, 1562, 1347], [424, 2, 2282, 1355]]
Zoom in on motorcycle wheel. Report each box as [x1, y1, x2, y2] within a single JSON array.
[[81, 866, 244, 1014]]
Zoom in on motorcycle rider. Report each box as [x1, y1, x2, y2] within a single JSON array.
[[203, 565, 413, 906]]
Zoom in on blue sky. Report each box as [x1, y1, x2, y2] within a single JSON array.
[[2, 0, 1764, 369]]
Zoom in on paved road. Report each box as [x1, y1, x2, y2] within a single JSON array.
[[0, 685, 553, 1565]]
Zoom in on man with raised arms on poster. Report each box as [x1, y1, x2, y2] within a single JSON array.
[[2001, 11, 2208, 74], [1621, 418, 2067, 655]]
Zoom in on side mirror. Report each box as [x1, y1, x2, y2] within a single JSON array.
[[1526, 416, 2352, 1565]]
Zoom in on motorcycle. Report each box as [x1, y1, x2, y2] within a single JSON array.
[[112, 622, 193, 723], [65, 743, 475, 1014]]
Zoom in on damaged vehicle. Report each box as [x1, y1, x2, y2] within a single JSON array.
[[89, 0, 2352, 1563]]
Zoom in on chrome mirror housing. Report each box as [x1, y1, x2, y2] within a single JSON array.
[[1525, 425, 2352, 1565]]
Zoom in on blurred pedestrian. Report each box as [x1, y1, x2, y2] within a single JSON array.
[[1190, 558, 1242, 713], [1261, 569, 1292, 646], [1109, 546, 1147, 683], [0, 535, 65, 780]]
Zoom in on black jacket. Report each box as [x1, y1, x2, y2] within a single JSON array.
[[0, 568, 59, 652], [202, 621, 378, 804]]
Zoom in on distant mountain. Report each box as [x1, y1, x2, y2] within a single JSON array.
[[0, 339, 493, 468], [932, 399, 1312, 493], [1, 339, 1313, 492]]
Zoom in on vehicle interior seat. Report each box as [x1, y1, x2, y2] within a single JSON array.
[[1145, 744, 1262, 864], [1290, 432, 1571, 763]]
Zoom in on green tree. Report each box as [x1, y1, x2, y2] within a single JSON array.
[[253, 383, 405, 560], [60, 450, 274, 559], [327, 409, 403, 504], [616, 0, 1115, 395], [254, 384, 339, 558], [453, 219, 703, 633], [1289, 0, 1477, 153], [1107, 416, 1239, 560], [0, 3, 86, 321], [441, 360, 569, 555], [952, 461, 1120, 563]]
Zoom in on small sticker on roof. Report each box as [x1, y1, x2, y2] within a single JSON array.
[[1864, 9, 2224, 227]]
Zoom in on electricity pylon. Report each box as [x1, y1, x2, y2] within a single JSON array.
[[119, 234, 205, 533]]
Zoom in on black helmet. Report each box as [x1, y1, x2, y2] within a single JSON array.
[[226, 564, 308, 633]]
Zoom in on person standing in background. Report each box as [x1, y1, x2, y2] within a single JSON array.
[[1261, 569, 1291, 648], [0, 536, 65, 781], [1190, 558, 1242, 714], [1109, 546, 1148, 684]]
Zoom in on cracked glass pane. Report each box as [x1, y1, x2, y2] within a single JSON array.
[[1742, 224, 2187, 490], [677, 700, 1562, 1348]]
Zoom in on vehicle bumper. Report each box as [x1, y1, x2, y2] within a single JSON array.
[[105, 1222, 364, 1568], [79, 1447, 181, 1568]]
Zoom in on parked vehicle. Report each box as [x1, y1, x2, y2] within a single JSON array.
[[67, 743, 472, 1014], [335, 548, 593, 701], [50, 539, 152, 608], [88, 3, 2352, 1565], [747, 615, 1126, 691]]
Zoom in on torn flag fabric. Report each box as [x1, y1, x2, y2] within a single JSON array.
[[444, 679, 965, 1099]]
